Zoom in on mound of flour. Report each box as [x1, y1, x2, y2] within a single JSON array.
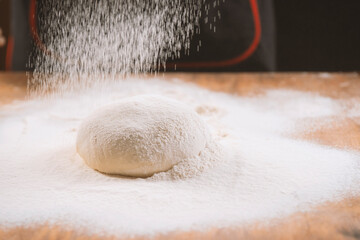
[[0, 77, 359, 237], [76, 95, 219, 178]]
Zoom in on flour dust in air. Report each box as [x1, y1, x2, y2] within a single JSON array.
[[30, 0, 205, 94]]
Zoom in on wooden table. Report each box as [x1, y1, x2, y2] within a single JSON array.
[[0, 72, 359, 240]]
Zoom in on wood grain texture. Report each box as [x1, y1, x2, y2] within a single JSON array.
[[0, 72, 359, 240]]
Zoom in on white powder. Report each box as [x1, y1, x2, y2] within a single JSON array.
[[30, 0, 211, 94], [0, 77, 360, 237], [30, 0, 224, 95]]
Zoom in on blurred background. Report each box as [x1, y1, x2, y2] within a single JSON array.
[[0, 0, 359, 72]]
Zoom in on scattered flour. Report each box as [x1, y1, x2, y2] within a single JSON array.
[[0, 77, 360, 237], [17, 0, 360, 236], [319, 73, 332, 78]]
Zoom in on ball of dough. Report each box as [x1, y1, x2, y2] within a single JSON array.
[[76, 95, 211, 177]]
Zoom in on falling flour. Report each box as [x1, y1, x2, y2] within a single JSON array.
[[30, 0, 216, 94], [30, 0, 225, 95], [0, 77, 359, 237]]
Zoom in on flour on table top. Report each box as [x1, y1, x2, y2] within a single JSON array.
[[0, 77, 359, 237]]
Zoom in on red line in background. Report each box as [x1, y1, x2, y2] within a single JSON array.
[[167, 0, 262, 69], [5, 35, 14, 71], [29, 0, 53, 57], [29, 0, 39, 48]]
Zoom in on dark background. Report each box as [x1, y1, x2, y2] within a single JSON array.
[[0, 0, 359, 71], [0, 0, 10, 70], [275, 0, 360, 71]]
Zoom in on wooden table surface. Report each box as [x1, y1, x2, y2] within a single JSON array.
[[0, 72, 359, 240]]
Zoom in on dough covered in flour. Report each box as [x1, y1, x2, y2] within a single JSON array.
[[76, 95, 211, 177]]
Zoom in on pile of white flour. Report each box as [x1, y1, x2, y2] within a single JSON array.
[[0, 77, 360, 237]]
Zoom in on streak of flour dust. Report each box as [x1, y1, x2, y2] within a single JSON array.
[[0, 78, 360, 236]]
